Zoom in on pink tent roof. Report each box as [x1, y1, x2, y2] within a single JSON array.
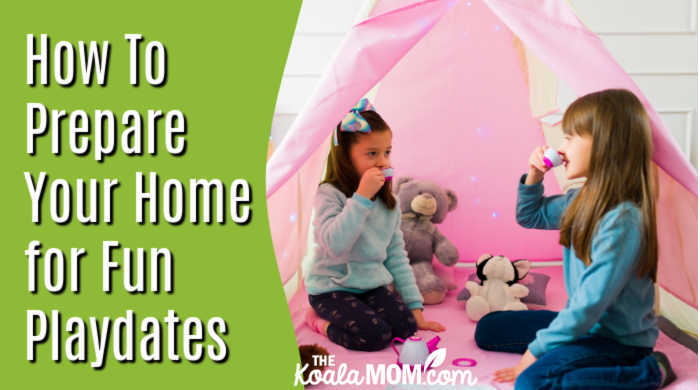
[[483, 0, 697, 195], [267, 0, 697, 197], [266, 0, 458, 196]]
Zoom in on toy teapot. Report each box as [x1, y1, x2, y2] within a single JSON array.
[[391, 335, 440, 367]]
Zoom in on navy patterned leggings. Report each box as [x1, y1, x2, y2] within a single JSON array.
[[308, 286, 418, 351]]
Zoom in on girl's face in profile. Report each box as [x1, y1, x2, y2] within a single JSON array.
[[558, 132, 592, 179], [349, 130, 392, 178]]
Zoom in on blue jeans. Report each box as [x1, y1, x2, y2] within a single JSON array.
[[475, 310, 662, 390]]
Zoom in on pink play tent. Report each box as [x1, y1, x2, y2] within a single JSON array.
[[267, 0, 697, 385]]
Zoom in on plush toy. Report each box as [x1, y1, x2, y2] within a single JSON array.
[[465, 254, 531, 321], [298, 344, 330, 382], [394, 177, 459, 305]]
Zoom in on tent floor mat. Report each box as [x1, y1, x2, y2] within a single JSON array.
[[290, 266, 698, 389]]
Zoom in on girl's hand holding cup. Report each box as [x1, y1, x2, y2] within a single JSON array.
[[526, 146, 549, 185], [357, 167, 386, 199], [526, 146, 564, 185]]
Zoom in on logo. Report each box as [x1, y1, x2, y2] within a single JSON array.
[[294, 348, 479, 387]]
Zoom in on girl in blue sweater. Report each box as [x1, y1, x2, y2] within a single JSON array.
[[476, 89, 675, 389], [304, 99, 445, 351]]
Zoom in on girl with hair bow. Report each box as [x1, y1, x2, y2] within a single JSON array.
[[304, 98, 445, 351]]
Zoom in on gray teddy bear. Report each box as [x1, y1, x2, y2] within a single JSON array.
[[394, 177, 459, 304]]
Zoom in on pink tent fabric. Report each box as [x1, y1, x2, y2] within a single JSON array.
[[483, 0, 697, 196], [266, 0, 697, 314], [656, 166, 698, 308], [371, 0, 564, 261], [266, 0, 457, 196], [268, 137, 330, 284]]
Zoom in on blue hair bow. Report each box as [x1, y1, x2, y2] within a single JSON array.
[[333, 98, 376, 146]]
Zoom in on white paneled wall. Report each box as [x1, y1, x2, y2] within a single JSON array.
[[570, 0, 698, 169], [272, 0, 698, 169], [571, 0, 697, 33]]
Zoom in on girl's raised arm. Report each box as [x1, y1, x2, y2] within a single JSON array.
[[516, 175, 578, 230], [313, 185, 375, 258], [516, 146, 577, 230]]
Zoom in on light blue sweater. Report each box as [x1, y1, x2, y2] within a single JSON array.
[[516, 175, 658, 358], [305, 183, 424, 310]]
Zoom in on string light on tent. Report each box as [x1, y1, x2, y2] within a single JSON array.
[[289, 212, 298, 223], [491, 211, 499, 218]]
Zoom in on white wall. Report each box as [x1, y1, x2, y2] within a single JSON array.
[[272, 0, 698, 169], [571, 0, 698, 168]]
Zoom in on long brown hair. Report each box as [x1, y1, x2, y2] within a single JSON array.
[[321, 110, 396, 209], [559, 89, 658, 281]]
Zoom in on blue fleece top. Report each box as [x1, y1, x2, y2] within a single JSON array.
[[305, 183, 424, 310], [516, 175, 658, 358]]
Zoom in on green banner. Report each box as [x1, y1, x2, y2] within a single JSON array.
[[1, 1, 302, 388]]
